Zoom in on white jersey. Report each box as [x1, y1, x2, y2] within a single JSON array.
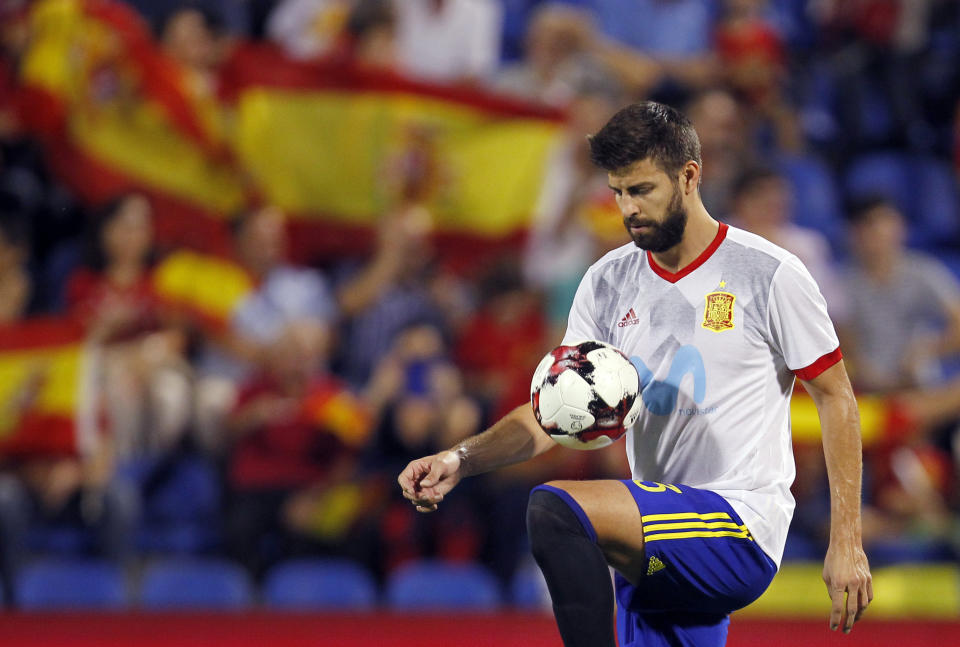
[[562, 223, 840, 567]]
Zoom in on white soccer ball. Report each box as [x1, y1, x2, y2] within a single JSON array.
[[530, 340, 642, 450]]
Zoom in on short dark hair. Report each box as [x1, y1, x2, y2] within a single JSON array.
[[85, 193, 155, 271], [229, 207, 259, 239], [731, 166, 784, 201], [156, 4, 223, 40], [0, 214, 30, 250], [347, 0, 396, 38], [588, 101, 702, 176], [846, 194, 900, 226]]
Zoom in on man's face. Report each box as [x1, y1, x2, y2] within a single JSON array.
[[735, 177, 790, 229], [238, 207, 287, 273], [608, 158, 687, 253], [852, 205, 905, 262]]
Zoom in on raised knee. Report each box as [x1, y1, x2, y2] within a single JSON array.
[[526, 485, 596, 557]]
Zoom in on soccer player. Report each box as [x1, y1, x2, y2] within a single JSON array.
[[398, 102, 872, 646]]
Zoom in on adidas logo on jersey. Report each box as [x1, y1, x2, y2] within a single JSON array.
[[618, 308, 640, 327], [647, 556, 666, 575]]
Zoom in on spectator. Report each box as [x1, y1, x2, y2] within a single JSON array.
[[364, 324, 484, 576], [496, 4, 621, 106], [0, 437, 138, 605], [0, 0, 28, 140], [132, 0, 248, 38], [834, 195, 960, 557], [457, 260, 547, 421], [0, 319, 139, 605], [266, 0, 353, 60], [267, 0, 397, 68], [0, 216, 31, 324], [727, 167, 844, 319], [158, 4, 233, 102], [716, 0, 785, 105], [560, 0, 718, 90], [838, 196, 960, 393], [193, 206, 338, 452], [342, 0, 397, 68], [685, 87, 755, 216], [393, 0, 502, 83], [224, 320, 374, 575], [813, 0, 936, 153], [66, 194, 191, 459], [332, 206, 450, 388], [523, 87, 623, 340], [715, 0, 803, 152], [160, 5, 221, 71]]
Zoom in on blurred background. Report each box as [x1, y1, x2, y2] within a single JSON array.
[[0, 0, 960, 644]]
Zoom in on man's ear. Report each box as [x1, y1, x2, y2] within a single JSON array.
[[681, 161, 701, 194]]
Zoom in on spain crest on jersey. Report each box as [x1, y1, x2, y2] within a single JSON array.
[[702, 290, 735, 332]]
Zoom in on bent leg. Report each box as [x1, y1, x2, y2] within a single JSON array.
[[543, 479, 648, 582], [527, 485, 617, 647], [532, 480, 775, 647]]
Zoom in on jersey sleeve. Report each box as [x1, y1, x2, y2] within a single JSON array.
[[561, 266, 606, 346], [766, 255, 842, 380]]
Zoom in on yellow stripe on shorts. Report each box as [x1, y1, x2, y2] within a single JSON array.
[[640, 511, 732, 523], [642, 520, 746, 533], [644, 529, 753, 543]]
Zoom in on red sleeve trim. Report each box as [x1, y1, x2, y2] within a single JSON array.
[[793, 346, 843, 381]]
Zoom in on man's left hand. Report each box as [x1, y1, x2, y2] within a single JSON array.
[[823, 541, 873, 633]]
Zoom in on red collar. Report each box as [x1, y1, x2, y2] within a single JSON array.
[[646, 222, 728, 283]]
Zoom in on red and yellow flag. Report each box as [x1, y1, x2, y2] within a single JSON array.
[[18, 0, 565, 263], [19, 0, 243, 251], [152, 249, 254, 331], [0, 319, 92, 457]]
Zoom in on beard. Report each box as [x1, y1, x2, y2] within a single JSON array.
[[624, 186, 688, 252]]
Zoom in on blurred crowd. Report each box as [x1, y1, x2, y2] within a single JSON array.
[[1, 0, 960, 608]]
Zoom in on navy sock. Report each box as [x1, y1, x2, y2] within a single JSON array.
[[526, 486, 616, 647]]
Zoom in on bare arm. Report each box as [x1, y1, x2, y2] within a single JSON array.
[[936, 300, 960, 357], [336, 243, 403, 317], [801, 360, 873, 634], [398, 404, 556, 512]]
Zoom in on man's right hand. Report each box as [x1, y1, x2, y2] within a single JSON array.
[[397, 450, 463, 513]]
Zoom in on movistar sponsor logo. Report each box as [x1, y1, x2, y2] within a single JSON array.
[[630, 345, 706, 416]]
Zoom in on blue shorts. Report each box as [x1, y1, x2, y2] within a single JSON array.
[[615, 480, 777, 647]]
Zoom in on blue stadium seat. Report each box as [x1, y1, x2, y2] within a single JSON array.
[[866, 539, 955, 569], [263, 559, 377, 610], [913, 157, 960, 246], [16, 559, 128, 610], [510, 562, 550, 610], [136, 454, 222, 554], [26, 525, 93, 556], [386, 560, 501, 611], [139, 558, 253, 610]]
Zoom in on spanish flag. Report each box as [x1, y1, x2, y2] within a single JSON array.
[[152, 249, 254, 331], [0, 319, 93, 457], [223, 44, 565, 241], [18, 0, 565, 262], [19, 0, 243, 252]]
